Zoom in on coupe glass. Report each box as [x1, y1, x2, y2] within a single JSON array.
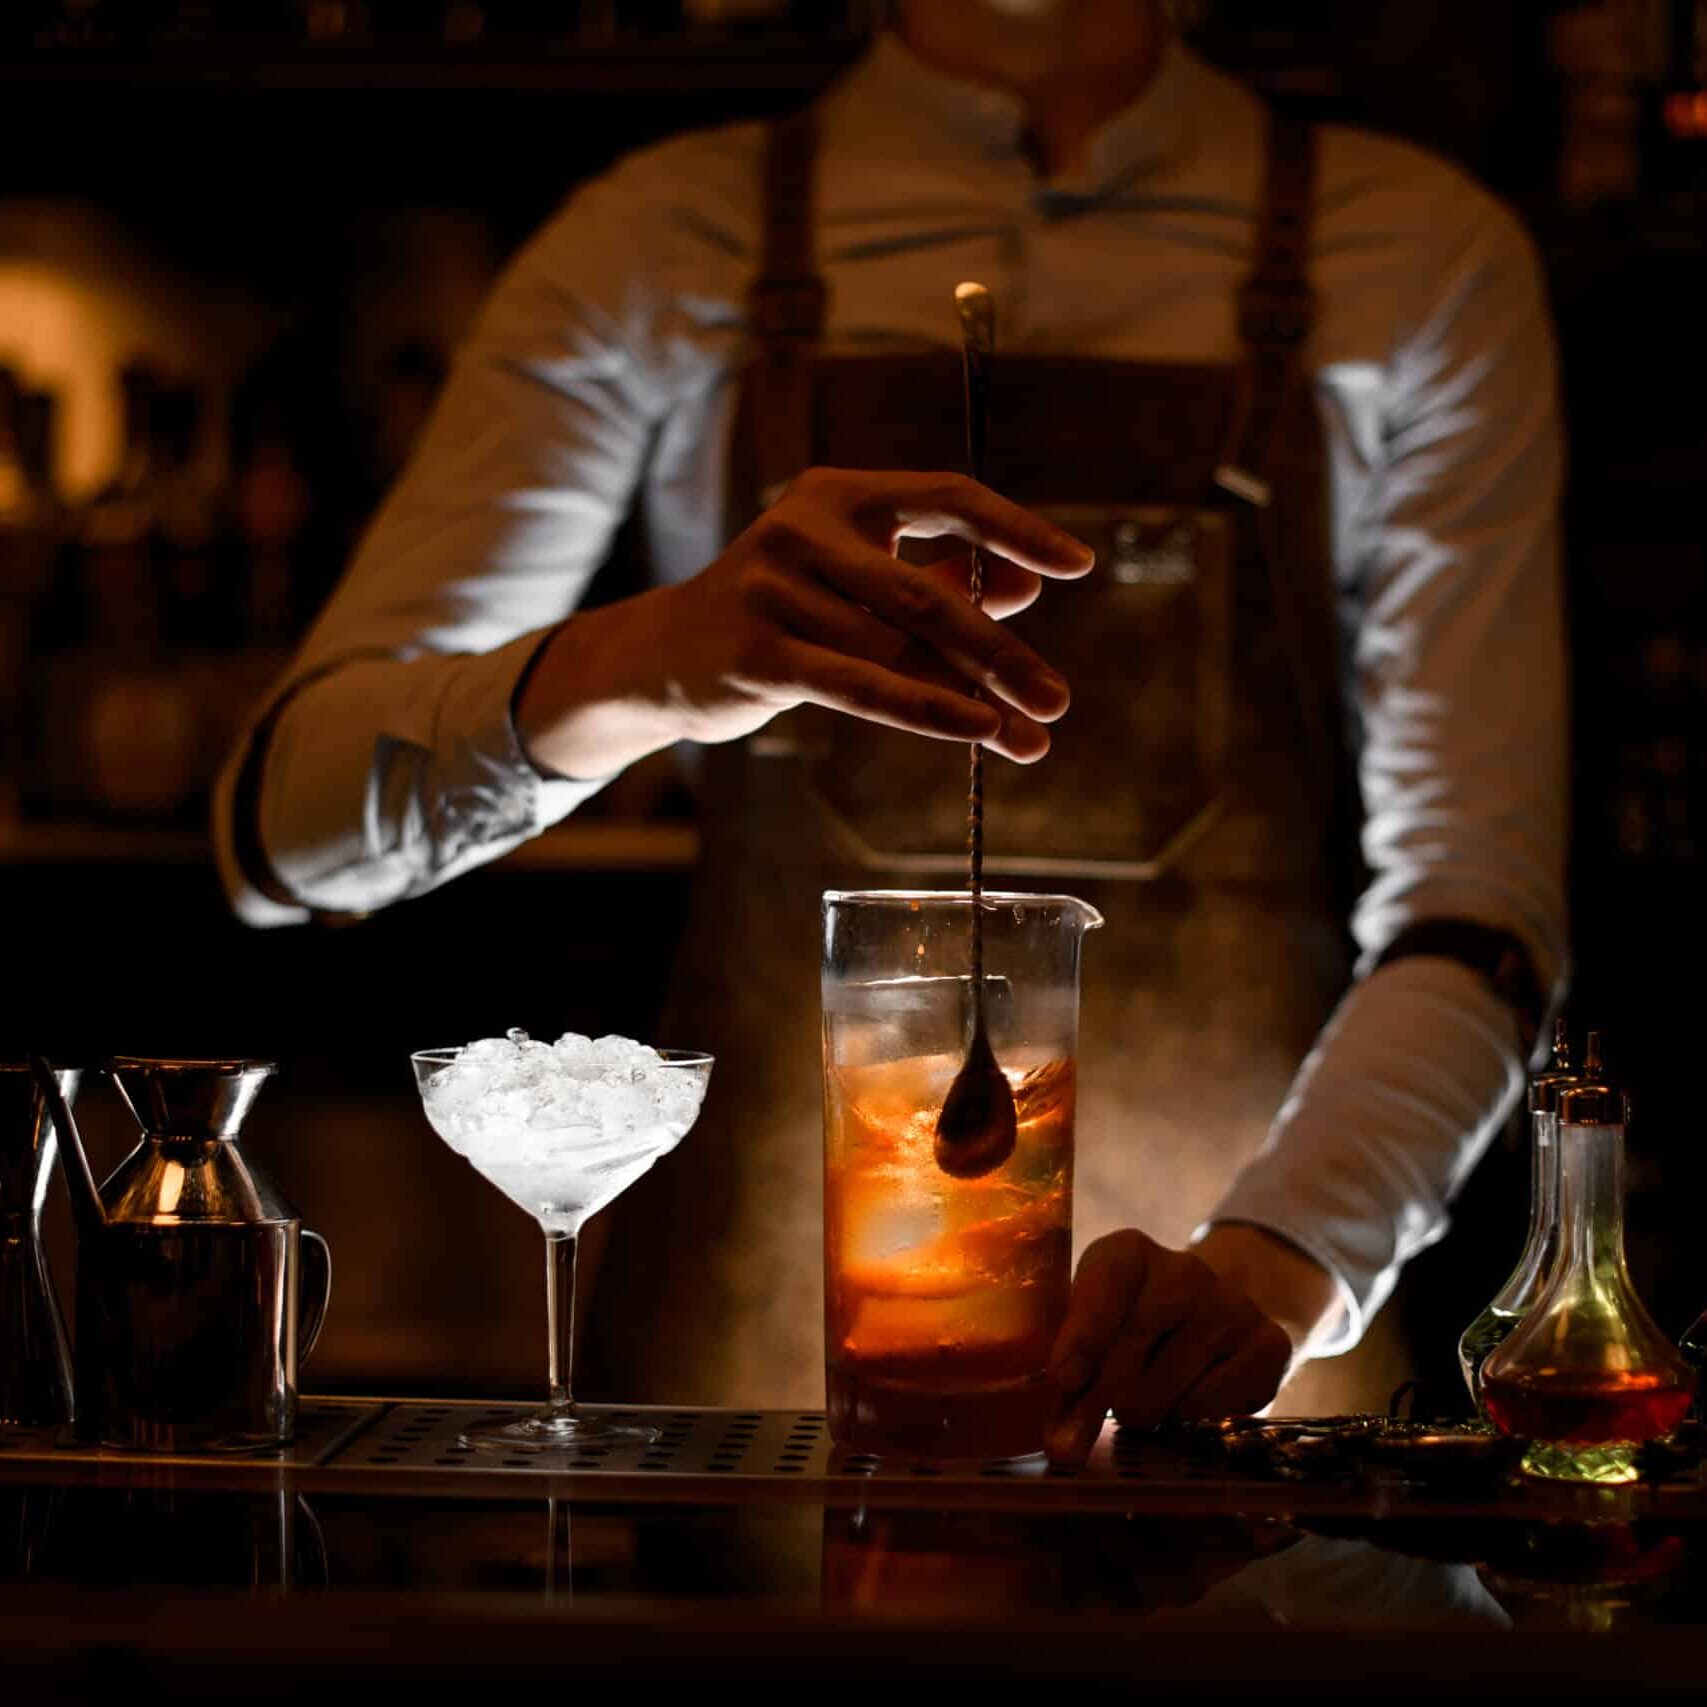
[[411, 1042, 712, 1452]]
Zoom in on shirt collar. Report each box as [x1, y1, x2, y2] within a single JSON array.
[[837, 26, 1210, 192]]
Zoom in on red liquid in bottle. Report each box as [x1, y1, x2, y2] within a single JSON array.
[[1483, 1368, 1694, 1445]]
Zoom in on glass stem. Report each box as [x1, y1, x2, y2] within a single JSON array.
[[545, 1229, 578, 1420]]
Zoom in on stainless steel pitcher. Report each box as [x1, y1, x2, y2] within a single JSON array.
[[0, 1064, 80, 1426], [34, 1057, 330, 1452]]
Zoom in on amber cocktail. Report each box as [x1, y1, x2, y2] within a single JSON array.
[[822, 892, 1101, 1460]]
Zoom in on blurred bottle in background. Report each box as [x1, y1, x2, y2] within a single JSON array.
[[370, 339, 448, 494], [1550, 0, 1671, 206], [22, 351, 321, 830], [298, 0, 372, 42], [1614, 633, 1700, 870], [81, 362, 165, 657], [29, 362, 204, 825], [17, 0, 880, 46], [0, 371, 67, 824], [157, 381, 243, 649], [232, 402, 313, 654], [680, 0, 781, 31]]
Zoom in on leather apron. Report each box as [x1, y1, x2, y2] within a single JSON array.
[[585, 108, 1413, 1416]]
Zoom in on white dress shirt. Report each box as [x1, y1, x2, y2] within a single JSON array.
[[215, 32, 1568, 1356]]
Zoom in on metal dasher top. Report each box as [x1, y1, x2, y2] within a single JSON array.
[[1555, 1029, 1628, 1127], [1528, 1016, 1579, 1115]]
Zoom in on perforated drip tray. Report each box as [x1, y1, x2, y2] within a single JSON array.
[[0, 1398, 383, 1469], [336, 1406, 1215, 1502], [328, 1400, 1150, 1489], [0, 1399, 1144, 1490], [346, 1403, 833, 1478], [6, 1401, 1702, 1512]]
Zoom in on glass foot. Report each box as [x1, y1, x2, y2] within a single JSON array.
[[460, 1411, 660, 1453], [1520, 1440, 1640, 1485]]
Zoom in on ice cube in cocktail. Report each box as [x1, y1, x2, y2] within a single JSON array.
[[412, 1028, 711, 1451], [824, 1048, 1074, 1459], [820, 894, 1100, 1460]]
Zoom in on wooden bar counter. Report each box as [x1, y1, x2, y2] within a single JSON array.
[[6, 1399, 1707, 1699]]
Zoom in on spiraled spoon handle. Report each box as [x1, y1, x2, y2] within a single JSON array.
[[955, 280, 995, 1006], [935, 282, 1018, 1181]]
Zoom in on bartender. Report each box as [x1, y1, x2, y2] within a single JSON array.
[[216, 0, 1566, 1459]]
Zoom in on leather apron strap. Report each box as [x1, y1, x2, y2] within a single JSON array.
[[1207, 115, 1545, 1050], [746, 100, 1346, 828], [748, 105, 1320, 515], [1213, 110, 1317, 511], [1212, 112, 1349, 854], [750, 105, 828, 507]]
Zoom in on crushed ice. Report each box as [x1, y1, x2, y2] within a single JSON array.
[[420, 1029, 708, 1227]]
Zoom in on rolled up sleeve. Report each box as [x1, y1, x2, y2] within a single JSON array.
[[214, 156, 692, 924], [1204, 192, 1568, 1351]]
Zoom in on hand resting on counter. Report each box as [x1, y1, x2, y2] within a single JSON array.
[[1043, 1224, 1344, 1466]]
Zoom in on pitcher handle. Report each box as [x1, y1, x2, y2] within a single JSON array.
[[299, 1230, 332, 1365]]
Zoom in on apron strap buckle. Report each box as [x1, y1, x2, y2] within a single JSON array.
[[751, 273, 829, 342], [1236, 274, 1316, 351]]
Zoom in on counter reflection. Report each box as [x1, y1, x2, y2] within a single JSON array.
[[5, 1486, 1705, 1634]]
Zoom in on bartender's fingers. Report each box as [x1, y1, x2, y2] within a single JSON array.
[[830, 469, 1094, 580], [1108, 1306, 1255, 1433], [1108, 1267, 1287, 1431], [781, 468, 1093, 578], [1045, 1302, 1207, 1466], [1045, 1388, 1115, 1466], [1047, 1230, 1150, 1400], [1044, 1234, 1242, 1466], [789, 530, 1070, 721], [917, 549, 1043, 621], [1169, 1331, 1292, 1422], [751, 571, 1051, 762], [776, 636, 1008, 745], [1040, 1232, 1150, 1464], [1046, 1335, 1154, 1464]]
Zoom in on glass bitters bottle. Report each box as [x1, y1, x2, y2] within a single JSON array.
[[1458, 1021, 1577, 1412], [1482, 1036, 1696, 1483]]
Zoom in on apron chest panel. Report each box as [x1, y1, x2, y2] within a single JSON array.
[[584, 104, 1404, 1416]]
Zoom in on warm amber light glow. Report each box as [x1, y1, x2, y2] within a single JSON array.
[[1662, 89, 1707, 139], [0, 202, 267, 495]]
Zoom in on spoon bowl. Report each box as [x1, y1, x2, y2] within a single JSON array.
[[934, 1023, 1018, 1177]]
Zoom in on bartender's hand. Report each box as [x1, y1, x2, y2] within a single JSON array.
[[515, 467, 1095, 781], [1043, 1224, 1343, 1466]]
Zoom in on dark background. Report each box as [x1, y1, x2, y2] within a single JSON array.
[[2, 0, 1703, 1405]]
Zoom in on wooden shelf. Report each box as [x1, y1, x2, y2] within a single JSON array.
[[0, 41, 1348, 101], [0, 37, 861, 94], [496, 819, 698, 872], [0, 821, 210, 866], [0, 818, 699, 872]]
